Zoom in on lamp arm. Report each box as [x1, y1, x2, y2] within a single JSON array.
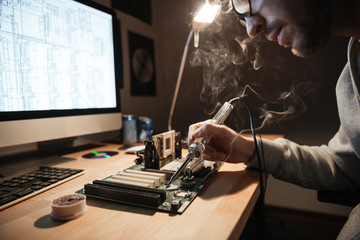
[[168, 29, 194, 131]]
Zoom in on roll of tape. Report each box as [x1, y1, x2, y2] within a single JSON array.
[[51, 194, 87, 221]]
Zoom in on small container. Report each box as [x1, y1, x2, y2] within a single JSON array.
[[138, 116, 153, 141], [122, 114, 137, 143], [51, 194, 87, 221]]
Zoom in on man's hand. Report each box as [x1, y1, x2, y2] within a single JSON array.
[[187, 120, 255, 163]]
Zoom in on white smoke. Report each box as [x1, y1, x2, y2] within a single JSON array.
[[188, 0, 315, 131]]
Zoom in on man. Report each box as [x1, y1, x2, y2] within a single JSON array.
[[187, 0, 360, 238]]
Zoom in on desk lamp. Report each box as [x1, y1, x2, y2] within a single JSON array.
[[168, 2, 221, 131]]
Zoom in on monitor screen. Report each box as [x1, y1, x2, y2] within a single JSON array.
[[0, 0, 122, 148]]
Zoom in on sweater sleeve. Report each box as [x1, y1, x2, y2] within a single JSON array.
[[248, 130, 360, 191]]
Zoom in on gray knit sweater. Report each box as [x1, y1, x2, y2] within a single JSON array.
[[249, 38, 360, 191]]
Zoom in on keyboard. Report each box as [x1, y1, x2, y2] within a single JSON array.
[[0, 166, 85, 211]]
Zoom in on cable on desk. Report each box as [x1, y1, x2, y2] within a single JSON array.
[[233, 99, 269, 239]]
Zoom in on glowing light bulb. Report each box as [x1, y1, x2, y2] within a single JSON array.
[[194, 3, 220, 23], [192, 3, 220, 48]]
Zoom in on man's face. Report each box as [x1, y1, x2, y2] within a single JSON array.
[[243, 0, 333, 57]]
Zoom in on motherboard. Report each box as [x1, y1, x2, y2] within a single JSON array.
[[78, 130, 221, 214]]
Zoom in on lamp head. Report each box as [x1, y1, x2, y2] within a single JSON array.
[[193, 2, 221, 31]]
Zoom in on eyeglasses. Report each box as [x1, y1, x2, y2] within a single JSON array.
[[231, 0, 251, 26]]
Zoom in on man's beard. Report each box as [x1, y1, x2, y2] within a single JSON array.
[[290, 23, 331, 57], [288, 0, 333, 57]]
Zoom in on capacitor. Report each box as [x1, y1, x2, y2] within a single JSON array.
[[171, 200, 180, 211]]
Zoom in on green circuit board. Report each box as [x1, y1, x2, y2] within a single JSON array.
[[78, 160, 220, 214]]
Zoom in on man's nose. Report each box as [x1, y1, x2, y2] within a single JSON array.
[[245, 15, 265, 38]]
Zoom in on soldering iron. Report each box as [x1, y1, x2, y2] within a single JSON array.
[[166, 97, 241, 187]]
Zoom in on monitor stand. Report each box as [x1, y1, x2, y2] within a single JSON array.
[[37, 138, 76, 154]]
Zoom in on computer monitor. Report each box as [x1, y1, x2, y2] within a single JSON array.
[[0, 0, 122, 150]]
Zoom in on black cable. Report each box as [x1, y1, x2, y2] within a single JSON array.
[[258, 133, 267, 191], [243, 100, 268, 240], [216, 97, 269, 239], [243, 101, 265, 198], [229, 98, 266, 195]]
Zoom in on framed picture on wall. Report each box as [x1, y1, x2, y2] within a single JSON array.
[[128, 31, 156, 96]]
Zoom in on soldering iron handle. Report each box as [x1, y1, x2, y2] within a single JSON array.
[[200, 101, 234, 146], [212, 101, 234, 125]]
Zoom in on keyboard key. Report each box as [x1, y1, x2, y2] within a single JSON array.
[[41, 182, 51, 187], [0, 196, 17, 205], [31, 185, 43, 191], [32, 181, 43, 186], [57, 174, 71, 180], [0, 182, 12, 187], [1, 188, 25, 198], [0, 187, 16, 192], [15, 188, 34, 197]]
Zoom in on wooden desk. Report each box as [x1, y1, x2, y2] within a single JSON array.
[[0, 142, 264, 240]]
